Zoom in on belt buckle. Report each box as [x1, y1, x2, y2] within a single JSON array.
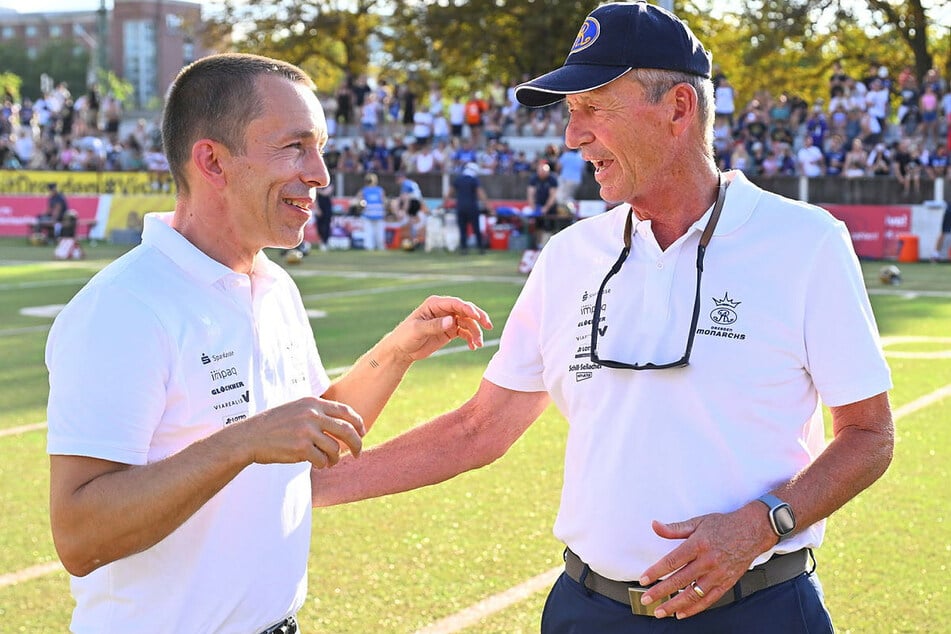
[[627, 587, 669, 617]]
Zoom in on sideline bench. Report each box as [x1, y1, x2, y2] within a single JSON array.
[[28, 217, 98, 244]]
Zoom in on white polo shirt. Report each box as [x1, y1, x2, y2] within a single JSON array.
[[484, 171, 891, 581], [46, 212, 331, 633]]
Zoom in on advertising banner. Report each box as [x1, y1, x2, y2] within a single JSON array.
[[0, 195, 100, 238], [822, 204, 911, 259]]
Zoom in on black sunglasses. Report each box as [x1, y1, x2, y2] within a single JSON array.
[[589, 176, 728, 370]]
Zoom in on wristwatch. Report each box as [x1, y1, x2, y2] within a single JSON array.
[[757, 494, 796, 540]]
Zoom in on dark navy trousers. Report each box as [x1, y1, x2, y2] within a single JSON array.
[[541, 571, 834, 633]]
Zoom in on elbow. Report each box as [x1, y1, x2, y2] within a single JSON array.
[[51, 513, 115, 577], [53, 534, 101, 578]]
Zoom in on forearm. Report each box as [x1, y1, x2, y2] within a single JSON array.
[[51, 425, 251, 576], [323, 335, 413, 432], [770, 393, 894, 538], [313, 405, 486, 506], [313, 382, 549, 507]]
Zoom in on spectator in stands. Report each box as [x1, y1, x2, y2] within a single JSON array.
[[445, 161, 488, 254], [464, 91, 489, 147], [797, 135, 826, 177], [45, 53, 491, 634], [926, 143, 948, 180], [728, 139, 752, 174], [714, 75, 736, 127], [805, 104, 829, 149], [892, 139, 922, 198], [918, 83, 940, 147], [868, 142, 893, 176], [824, 134, 846, 177], [843, 137, 869, 178], [897, 74, 920, 137], [865, 78, 889, 133], [448, 95, 466, 140], [355, 172, 388, 250]]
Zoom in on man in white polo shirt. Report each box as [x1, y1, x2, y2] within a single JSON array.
[[45, 53, 491, 634], [313, 4, 893, 633]]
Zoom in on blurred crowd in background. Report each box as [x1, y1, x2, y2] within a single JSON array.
[[2, 61, 950, 194]]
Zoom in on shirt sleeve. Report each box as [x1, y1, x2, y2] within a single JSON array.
[[46, 285, 171, 465], [802, 220, 892, 406], [483, 249, 550, 392]]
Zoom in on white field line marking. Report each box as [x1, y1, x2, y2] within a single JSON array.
[[414, 567, 563, 634], [0, 269, 522, 339], [0, 561, 64, 587], [0, 278, 91, 291], [411, 382, 951, 634], [0, 422, 47, 438]]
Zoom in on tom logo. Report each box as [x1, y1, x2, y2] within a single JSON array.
[[710, 293, 741, 325]]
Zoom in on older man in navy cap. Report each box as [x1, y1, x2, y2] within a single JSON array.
[[313, 4, 894, 631]]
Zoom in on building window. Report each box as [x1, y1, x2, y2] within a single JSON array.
[[124, 20, 158, 108], [25, 25, 37, 38], [27, 46, 37, 59], [50, 25, 62, 38], [0, 27, 14, 39]]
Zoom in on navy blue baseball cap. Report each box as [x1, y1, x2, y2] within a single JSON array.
[[515, 2, 712, 108]]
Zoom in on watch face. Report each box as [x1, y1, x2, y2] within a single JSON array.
[[773, 505, 796, 535]]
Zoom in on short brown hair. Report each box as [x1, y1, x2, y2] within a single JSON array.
[[161, 53, 315, 195]]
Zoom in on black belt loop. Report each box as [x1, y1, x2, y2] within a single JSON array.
[[807, 548, 817, 576], [260, 615, 298, 634], [578, 563, 593, 597]]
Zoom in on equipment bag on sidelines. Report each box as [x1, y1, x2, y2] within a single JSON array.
[[54, 238, 85, 260]]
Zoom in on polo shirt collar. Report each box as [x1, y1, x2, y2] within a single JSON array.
[[689, 170, 759, 237], [141, 212, 278, 286], [623, 169, 760, 243]]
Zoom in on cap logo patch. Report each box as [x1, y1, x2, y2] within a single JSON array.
[[570, 17, 600, 54]]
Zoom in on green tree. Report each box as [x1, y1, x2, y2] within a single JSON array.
[[386, 0, 590, 96], [30, 41, 90, 101], [204, 0, 386, 94], [0, 71, 22, 101]]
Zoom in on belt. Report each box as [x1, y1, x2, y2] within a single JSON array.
[[260, 616, 298, 634], [564, 547, 811, 617]]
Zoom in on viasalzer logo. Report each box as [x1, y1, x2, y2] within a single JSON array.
[[710, 292, 740, 325]]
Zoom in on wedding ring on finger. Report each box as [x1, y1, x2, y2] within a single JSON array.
[[690, 581, 705, 598]]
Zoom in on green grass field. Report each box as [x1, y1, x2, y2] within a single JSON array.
[[0, 237, 948, 633]]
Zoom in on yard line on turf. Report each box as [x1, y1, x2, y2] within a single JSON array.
[[289, 269, 526, 284], [0, 561, 64, 588], [301, 281, 462, 302], [414, 567, 562, 634], [410, 381, 951, 634], [0, 422, 47, 438], [0, 278, 91, 291], [0, 340, 502, 441], [0, 325, 51, 337], [891, 383, 951, 420]]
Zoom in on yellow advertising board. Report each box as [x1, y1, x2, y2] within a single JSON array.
[[0, 171, 176, 196]]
